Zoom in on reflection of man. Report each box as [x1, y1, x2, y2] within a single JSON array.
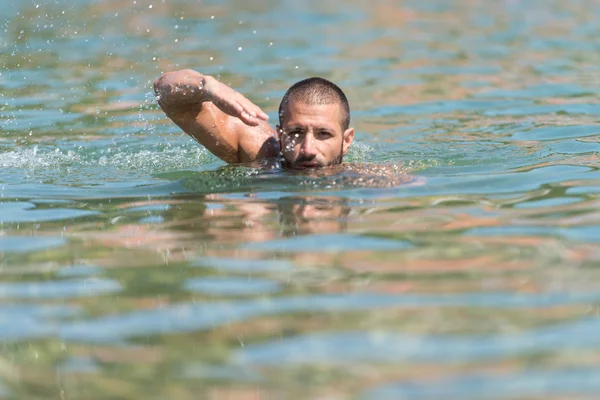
[[278, 197, 350, 236], [154, 69, 354, 169]]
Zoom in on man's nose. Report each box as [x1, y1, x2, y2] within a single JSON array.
[[300, 133, 317, 157]]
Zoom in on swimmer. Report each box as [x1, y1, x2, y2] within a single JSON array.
[[154, 69, 354, 169]]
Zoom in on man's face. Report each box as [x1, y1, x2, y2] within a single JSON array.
[[278, 101, 354, 169]]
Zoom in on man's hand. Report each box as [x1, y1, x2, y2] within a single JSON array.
[[203, 76, 269, 127]]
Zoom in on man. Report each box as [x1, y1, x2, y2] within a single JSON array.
[[154, 69, 354, 169]]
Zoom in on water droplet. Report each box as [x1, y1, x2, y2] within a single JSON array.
[[209, 56, 213, 61], [210, 15, 214, 19], [148, 4, 153, 8], [238, 46, 242, 51]]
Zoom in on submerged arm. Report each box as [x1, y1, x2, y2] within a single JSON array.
[[153, 69, 278, 163]]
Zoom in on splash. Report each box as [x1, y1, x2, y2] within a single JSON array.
[[0, 144, 218, 181], [0, 147, 80, 169]]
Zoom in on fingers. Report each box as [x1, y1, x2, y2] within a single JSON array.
[[237, 95, 268, 117], [210, 83, 270, 126], [258, 110, 269, 120], [253, 107, 269, 121], [233, 101, 261, 126], [234, 97, 269, 126]]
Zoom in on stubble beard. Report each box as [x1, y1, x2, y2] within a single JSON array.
[[283, 144, 344, 169]]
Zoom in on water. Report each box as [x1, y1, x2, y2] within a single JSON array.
[[2, 0, 600, 398]]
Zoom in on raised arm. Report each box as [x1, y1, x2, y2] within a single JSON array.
[[153, 69, 279, 163]]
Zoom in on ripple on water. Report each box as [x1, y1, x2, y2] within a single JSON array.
[[514, 197, 582, 209], [466, 225, 600, 243], [192, 257, 295, 273], [509, 125, 600, 141], [368, 99, 533, 117], [175, 363, 261, 382], [59, 291, 600, 343], [546, 139, 600, 155], [0, 303, 79, 341], [474, 83, 596, 100], [484, 104, 600, 117], [55, 264, 103, 278], [237, 316, 600, 365], [0, 236, 66, 253], [183, 276, 282, 296], [0, 108, 83, 132], [0, 201, 99, 223], [242, 233, 412, 253], [411, 165, 595, 197], [0, 278, 122, 299], [364, 368, 600, 400]]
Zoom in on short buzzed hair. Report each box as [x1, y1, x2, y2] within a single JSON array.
[[278, 77, 350, 130]]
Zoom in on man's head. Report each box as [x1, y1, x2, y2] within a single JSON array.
[[277, 77, 354, 169]]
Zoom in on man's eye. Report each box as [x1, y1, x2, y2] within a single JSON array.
[[318, 131, 332, 138]]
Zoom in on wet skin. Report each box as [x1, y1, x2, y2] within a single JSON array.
[[278, 102, 354, 169]]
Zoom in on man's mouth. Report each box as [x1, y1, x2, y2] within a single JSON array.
[[295, 161, 320, 168]]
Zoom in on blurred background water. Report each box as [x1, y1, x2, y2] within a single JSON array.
[[2, 0, 600, 398]]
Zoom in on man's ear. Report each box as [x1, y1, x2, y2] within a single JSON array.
[[342, 127, 354, 156]]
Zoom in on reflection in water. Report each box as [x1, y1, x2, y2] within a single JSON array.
[[365, 368, 600, 400], [277, 196, 350, 236]]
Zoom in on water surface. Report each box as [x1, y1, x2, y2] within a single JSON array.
[[2, 0, 600, 398]]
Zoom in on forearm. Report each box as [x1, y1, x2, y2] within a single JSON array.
[[153, 69, 212, 111]]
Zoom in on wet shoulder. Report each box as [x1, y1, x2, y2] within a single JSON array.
[[250, 160, 419, 188], [334, 162, 417, 188]]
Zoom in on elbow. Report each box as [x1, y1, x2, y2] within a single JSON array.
[[153, 76, 162, 96], [153, 72, 171, 100], [154, 69, 207, 110], [157, 69, 202, 85], [154, 69, 204, 95]]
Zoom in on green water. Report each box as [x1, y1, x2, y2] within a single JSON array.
[[2, 0, 600, 398]]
